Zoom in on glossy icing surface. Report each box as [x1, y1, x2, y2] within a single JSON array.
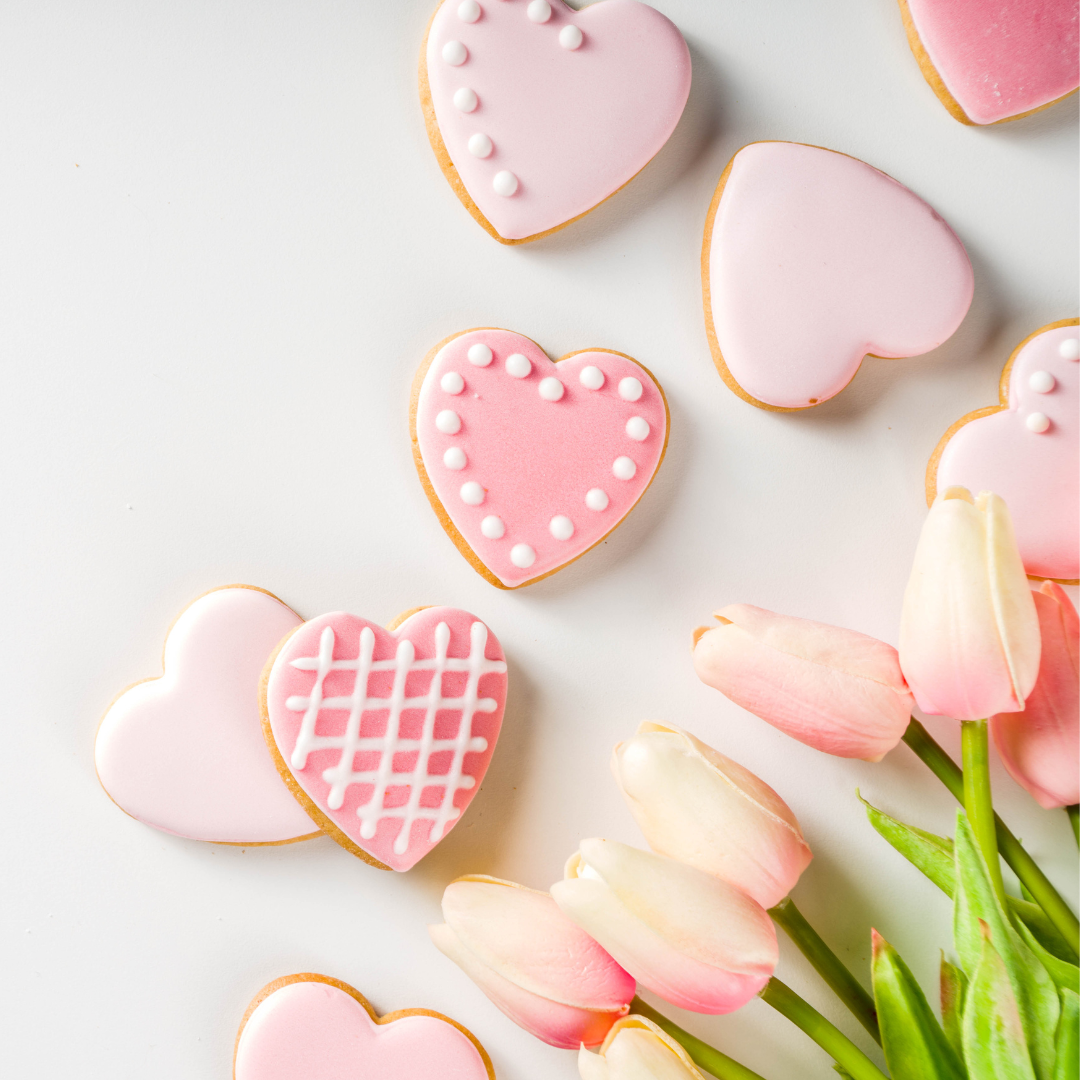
[[424, 0, 691, 241], [95, 587, 317, 844], [705, 142, 973, 410], [415, 329, 668, 587], [264, 607, 507, 871]]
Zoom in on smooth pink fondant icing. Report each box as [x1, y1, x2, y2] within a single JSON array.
[[416, 330, 668, 587], [95, 587, 316, 844], [936, 324, 1080, 581], [264, 607, 507, 871], [906, 0, 1079, 125], [706, 142, 974, 410], [425, 0, 691, 240], [234, 980, 490, 1080]]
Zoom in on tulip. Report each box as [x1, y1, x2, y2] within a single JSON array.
[[991, 582, 1079, 808], [899, 487, 1040, 719], [611, 722, 812, 907], [430, 875, 636, 1049], [578, 1016, 707, 1080], [692, 604, 913, 761], [550, 839, 777, 1015]]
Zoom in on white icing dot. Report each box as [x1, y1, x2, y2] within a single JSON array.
[[613, 456, 637, 480], [505, 353, 532, 378], [549, 515, 574, 540], [458, 0, 481, 22], [441, 371, 465, 394], [442, 40, 468, 66], [453, 87, 478, 112], [1029, 370, 1055, 394], [1026, 412, 1051, 433], [585, 488, 609, 511], [559, 25, 583, 49], [510, 543, 536, 568], [436, 409, 462, 434], [625, 416, 650, 441], [539, 376, 565, 401], [480, 515, 505, 539], [527, 0, 552, 22], [1059, 337, 1080, 361], [618, 377, 643, 401], [579, 365, 605, 390], [443, 447, 467, 470], [461, 480, 486, 505], [468, 133, 493, 158], [493, 170, 519, 197], [468, 343, 494, 366]]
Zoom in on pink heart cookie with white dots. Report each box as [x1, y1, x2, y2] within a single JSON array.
[[411, 328, 669, 588], [929, 320, 1080, 583], [421, 0, 691, 243]]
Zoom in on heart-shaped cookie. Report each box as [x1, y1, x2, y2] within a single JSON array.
[[234, 973, 494, 1080], [897, 0, 1079, 125], [95, 586, 320, 845], [702, 141, 974, 411], [928, 319, 1080, 584], [262, 606, 507, 871], [411, 328, 669, 588], [420, 0, 691, 243]]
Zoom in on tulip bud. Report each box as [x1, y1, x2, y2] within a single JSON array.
[[578, 1016, 706, 1080], [692, 604, 913, 761], [611, 722, 811, 908], [991, 582, 1079, 808], [550, 839, 777, 1015], [900, 488, 1040, 719], [430, 875, 635, 1049]]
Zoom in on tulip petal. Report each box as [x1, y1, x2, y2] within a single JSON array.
[[600, 1018, 708, 1079], [578, 1044, 610, 1080]]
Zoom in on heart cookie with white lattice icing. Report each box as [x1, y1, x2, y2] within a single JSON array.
[[261, 606, 507, 871]]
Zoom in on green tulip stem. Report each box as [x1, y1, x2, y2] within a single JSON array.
[[1067, 805, 1079, 849], [628, 996, 769, 1080], [768, 897, 880, 1044], [960, 719, 1006, 904], [903, 717, 1080, 956], [759, 978, 889, 1080]]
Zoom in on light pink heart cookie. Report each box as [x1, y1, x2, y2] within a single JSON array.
[[411, 328, 669, 589], [262, 606, 507, 872], [95, 586, 320, 845], [234, 974, 494, 1080], [703, 141, 974, 411], [929, 320, 1080, 584], [898, 0, 1079, 125], [421, 0, 691, 243]]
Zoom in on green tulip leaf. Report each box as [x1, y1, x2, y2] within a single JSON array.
[[1053, 989, 1078, 1080], [1010, 899, 1077, 964], [1014, 919, 1080, 995], [941, 956, 967, 1065], [861, 795, 956, 895]]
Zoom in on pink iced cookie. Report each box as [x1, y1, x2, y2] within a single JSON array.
[[929, 320, 1080, 583], [420, 0, 691, 243], [262, 607, 507, 872], [898, 0, 1079, 125], [95, 586, 319, 845], [234, 974, 494, 1080], [411, 328, 669, 588], [702, 141, 974, 411]]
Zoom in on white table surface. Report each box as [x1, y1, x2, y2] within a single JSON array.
[[1, 1, 1076, 1076]]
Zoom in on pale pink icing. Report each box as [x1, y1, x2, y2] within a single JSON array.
[[95, 587, 316, 844], [415, 329, 668, 587], [905, 0, 1079, 125], [425, 0, 690, 241], [264, 607, 507, 871], [234, 979, 490, 1080], [936, 324, 1080, 581], [706, 142, 973, 410]]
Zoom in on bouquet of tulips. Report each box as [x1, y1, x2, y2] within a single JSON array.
[[430, 487, 1079, 1080]]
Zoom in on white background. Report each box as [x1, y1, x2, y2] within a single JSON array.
[[1, 1, 1076, 1076]]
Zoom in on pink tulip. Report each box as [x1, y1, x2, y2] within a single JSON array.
[[692, 604, 914, 761], [429, 874, 635, 1049], [991, 583, 1079, 808]]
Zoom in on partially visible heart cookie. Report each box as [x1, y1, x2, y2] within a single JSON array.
[[234, 973, 494, 1080], [262, 606, 508, 871], [702, 141, 974, 411], [928, 319, 1080, 584], [95, 586, 320, 845], [420, 0, 691, 243], [411, 328, 669, 588]]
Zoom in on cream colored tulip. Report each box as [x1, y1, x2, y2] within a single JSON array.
[[578, 1016, 707, 1080], [612, 722, 811, 908]]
